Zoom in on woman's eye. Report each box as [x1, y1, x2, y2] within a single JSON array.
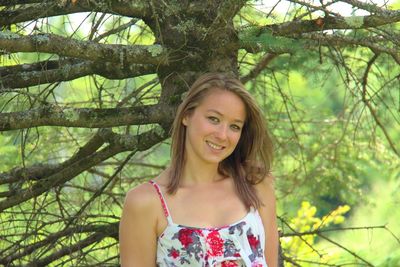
[[231, 125, 241, 131], [208, 116, 219, 123]]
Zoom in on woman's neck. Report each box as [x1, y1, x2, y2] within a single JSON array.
[[180, 158, 224, 186]]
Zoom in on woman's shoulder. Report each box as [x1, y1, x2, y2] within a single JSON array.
[[123, 181, 160, 215], [254, 173, 276, 203]]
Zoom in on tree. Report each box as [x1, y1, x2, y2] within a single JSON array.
[[1, 0, 399, 266]]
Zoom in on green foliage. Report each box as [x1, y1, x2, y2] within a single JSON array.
[[315, 169, 400, 266], [281, 201, 351, 265], [239, 26, 305, 53]]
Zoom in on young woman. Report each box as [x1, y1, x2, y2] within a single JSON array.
[[119, 73, 279, 267]]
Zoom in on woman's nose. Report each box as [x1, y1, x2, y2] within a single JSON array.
[[215, 124, 228, 140]]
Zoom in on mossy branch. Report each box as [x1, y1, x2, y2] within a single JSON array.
[[259, 11, 400, 36], [0, 104, 176, 131], [0, 59, 155, 89], [0, 32, 168, 65], [0, 0, 151, 27], [239, 11, 400, 53]]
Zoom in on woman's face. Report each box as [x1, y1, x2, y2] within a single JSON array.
[[182, 88, 246, 165]]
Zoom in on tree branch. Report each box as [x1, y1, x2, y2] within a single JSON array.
[[339, 0, 390, 14], [0, 0, 151, 27], [241, 53, 278, 84], [93, 18, 139, 42], [0, 59, 155, 89], [32, 231, 109, 266], [286, 0, 341, 18], [318, 233, 374, 266], [240, 28, 399, 63], [301, 32, 400, 64], [0, 32, 168, 65], [1, 222, 118, 264], [361, 53, 399, 157], [281, 225, 388, 237], [0, 129, 111, 186], [0, 103, 175, 131], [261, 11, 400, 35], [205, 0, 248, 37], [0, 125, 169, 212], [0, 0, 42, 4], [0, 145, 121, 211]]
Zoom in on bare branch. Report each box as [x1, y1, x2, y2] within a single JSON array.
[[0, 145, 121, 211], [291, 32, 400, 64], [32, 231, 109, 266], [282, 254, 302, 267], [64, 150, 138, 229], [0, 129, 110, 185], [0, 0, 151, 27], [0, 59, 155, 89], [0, 125, 169, 212], [93, 18, 140, 42], [339, 0, 390, 14], [0, 0, 43, 4], [0, 223, 118, 264], [318, 233, 374, 266], [0, 32, 168, 65], [361, 53, 399, 156], [241, 53, 278, 84], [282, 225, 388, 237], [0, 163, 57, 185], [0, 103, 175, 131], [262, 11, 400, 35], [285, 0, 341, 18]]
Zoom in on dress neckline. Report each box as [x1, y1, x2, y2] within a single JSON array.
[[169, 209, 254, 231], [149, 179, 256, 232]]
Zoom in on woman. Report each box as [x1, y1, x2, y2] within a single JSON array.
[[119, 73, 279, 267]]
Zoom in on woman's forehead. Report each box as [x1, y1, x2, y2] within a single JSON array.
[[196, 89, 246, 121]]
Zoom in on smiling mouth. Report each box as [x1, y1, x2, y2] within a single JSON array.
[[206, 141, 225, 150]]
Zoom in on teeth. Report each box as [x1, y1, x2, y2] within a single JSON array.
[[207, 141, 223, 150]]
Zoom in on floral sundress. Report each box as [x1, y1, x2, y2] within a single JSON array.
[[149, 180, 268, 267]]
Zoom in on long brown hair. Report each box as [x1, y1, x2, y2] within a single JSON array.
[[168, 73, 273, 209]]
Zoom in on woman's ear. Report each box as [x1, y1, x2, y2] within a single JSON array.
[[182, 115, 188, 126], [182, 110, 193, 126]]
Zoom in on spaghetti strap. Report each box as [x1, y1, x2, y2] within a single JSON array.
[[149, 180, 173, 225]]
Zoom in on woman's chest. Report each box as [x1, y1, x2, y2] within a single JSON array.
[[164, 188, 248, 228]]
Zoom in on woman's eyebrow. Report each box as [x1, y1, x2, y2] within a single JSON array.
[[206, 109, 244, 124]]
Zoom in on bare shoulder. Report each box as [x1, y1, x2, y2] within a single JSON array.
[[123, 182, 159, 216], [254, 174, 276, 205]]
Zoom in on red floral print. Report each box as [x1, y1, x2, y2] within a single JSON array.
[[251, 262, 264, 267], [247, 234, 260, 250], [222, 260, 239, 267], [178, 228, 195, 248], [206, 230, 224, 257], [169, 248, 180, 259]]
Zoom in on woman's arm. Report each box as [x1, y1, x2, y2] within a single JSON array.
[[256, 175, 279, 267], [119, 183, 158, 267]]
